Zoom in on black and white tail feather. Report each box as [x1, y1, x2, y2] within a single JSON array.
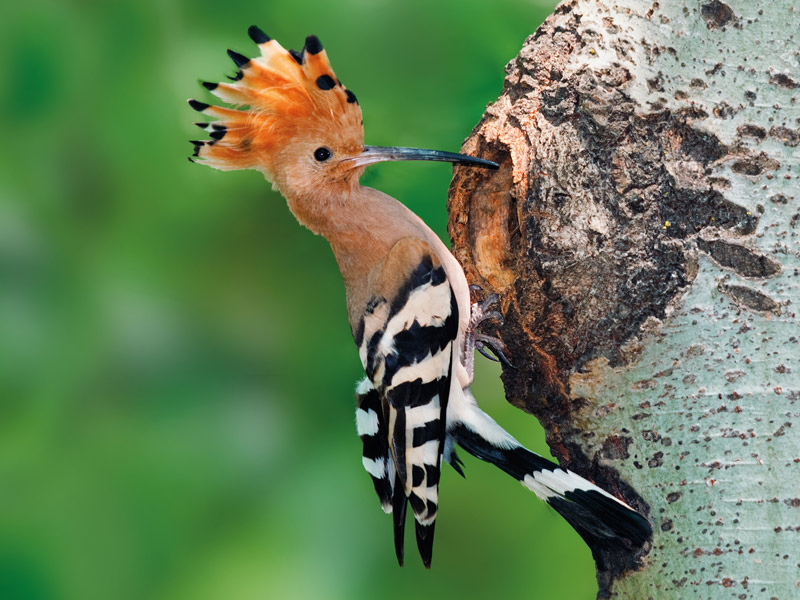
[[357, 380, 651, 566], [450, 390, 652, 554]]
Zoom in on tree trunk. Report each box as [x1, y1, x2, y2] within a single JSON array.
[[448, 0, 799, 597]]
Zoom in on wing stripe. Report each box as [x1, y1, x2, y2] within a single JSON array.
[[412, 418, 441, 447], [353, 319, 365, 349], [426, 499, 437, 515], [361, 438, 385, 461], [355, 296, 387, 349], [355, 382, 392, 512], [391, 322, 452, 363], [391, 406, 407, 484], [424, 463, 440, 486], [365, 330, 383, 380], [387, 348, 449, 388], [363, 456, 386, 479], [412, 465, 425, 487], [386, 255, 446, 322], [408, 492, 426, 515], [355, 407, 379, 436], [386, 378, 443, 408]]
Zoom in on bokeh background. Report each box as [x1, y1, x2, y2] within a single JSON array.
[[0, 0, 602, 598]]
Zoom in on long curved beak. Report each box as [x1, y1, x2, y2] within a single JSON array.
[[349, 145, 499, 169]]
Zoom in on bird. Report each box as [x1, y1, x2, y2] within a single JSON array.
[[187, 26, 652, 568]]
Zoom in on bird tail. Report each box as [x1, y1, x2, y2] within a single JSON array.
[[451, 406, 651, 553]]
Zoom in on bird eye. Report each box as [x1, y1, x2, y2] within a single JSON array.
[[313, 147, 332, 162]]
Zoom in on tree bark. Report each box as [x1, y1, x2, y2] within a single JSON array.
[[449, 0, 800, 597]]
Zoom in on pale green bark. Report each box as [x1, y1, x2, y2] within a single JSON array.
[[573, 1, 800, 597]]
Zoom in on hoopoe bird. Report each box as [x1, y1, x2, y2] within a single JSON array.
[[188, 26, 651, 568]]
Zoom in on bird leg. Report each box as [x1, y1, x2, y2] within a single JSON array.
[[464, 290, 513, 378]]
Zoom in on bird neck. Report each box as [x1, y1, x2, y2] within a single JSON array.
[[285, 185, 423, 285]]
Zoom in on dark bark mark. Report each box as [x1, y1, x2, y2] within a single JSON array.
[[600, 435, 632, 460], [712, 101, 736, 119], [768, 72, 799, 90], [769, 126, 800, 147], [718, 282, 781, 315], [730, 152, 780, 176], [696, 238, 781, 278], [736, 124, 766, 140], [700, 1, 736, 30]]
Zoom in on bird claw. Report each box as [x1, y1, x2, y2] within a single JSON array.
[[476, 335, 515, 369], [476, 344, 499, 362]]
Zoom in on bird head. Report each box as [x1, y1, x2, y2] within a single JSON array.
[[188, 27, 496, 200]]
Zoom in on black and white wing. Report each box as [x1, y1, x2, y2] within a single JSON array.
[[353, 238, 458, 568]]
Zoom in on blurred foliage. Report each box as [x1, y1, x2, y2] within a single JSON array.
[[0, 0, 599, 598]]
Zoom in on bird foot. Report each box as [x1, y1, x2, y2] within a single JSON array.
[[464, 289, 513, 377]]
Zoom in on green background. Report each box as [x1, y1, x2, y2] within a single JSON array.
[[0, 0, 599, 598]]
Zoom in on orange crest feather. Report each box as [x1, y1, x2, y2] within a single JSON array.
[[189, 27, 363, 180]]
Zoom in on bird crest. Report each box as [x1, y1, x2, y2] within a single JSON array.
[[188, 27, 363, 181]]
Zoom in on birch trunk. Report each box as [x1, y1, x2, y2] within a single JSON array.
[[449, 1, 800, 597]]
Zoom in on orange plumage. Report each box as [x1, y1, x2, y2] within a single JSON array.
[[189, 28, 363, 181]]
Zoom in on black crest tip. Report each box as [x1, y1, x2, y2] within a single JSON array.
[[288, 49, 304, 65], [227, 70, 244, 82], [209, 126, 226, 140], [188, 99, 210, 112], [316, 74, 335, 90], [201, 81, 218, 91], [226, 49, 250, 68], [304, 35, 323, 55], [248, 25, 271, 45], [193, 121, 208, 130], [345, 89, 358, 104], [189, 140, 204, 157]]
